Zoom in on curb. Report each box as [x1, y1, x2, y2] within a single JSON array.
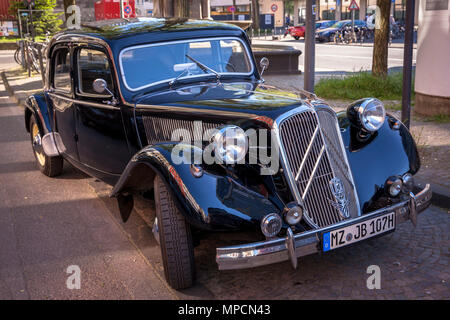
[[1, 70, 33, 109], [1, 69, 449, 209]]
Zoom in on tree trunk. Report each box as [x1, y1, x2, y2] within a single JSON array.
[[175, 0, 190, 17], [63, 0, 76, 21], [372, 0, 391, 77], [252, 0, 260, 30], [153, 0, 174, 17]]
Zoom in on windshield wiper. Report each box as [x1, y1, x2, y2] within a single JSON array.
[[169, 67, 190, 88], [185, 54, 221, 83]]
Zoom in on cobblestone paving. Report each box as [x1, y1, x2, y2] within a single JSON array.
[[126, 193, 448, 300], [192, 206, 449, 300]]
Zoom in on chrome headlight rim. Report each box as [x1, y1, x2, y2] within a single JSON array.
[[212, 125, 248, 165], [260, 213, 283, 238], [358, 98, 386, 132]]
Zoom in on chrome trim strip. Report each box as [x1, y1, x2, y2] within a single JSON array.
[[48, 93, 120, 110], [294, 126, 319, 181], [302, 145, 325, 200]]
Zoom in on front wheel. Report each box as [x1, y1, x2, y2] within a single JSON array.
[[294, 36, 300, 40], [154, 175, 196, 289], [29, 115, 63, 177]]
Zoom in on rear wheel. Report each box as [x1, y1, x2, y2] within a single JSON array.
[[154, 175, 195, 289], [294, 36, 300, 40], [29, 115, 63, 177]]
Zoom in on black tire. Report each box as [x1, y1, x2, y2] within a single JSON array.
[[29, 115, 63, 177], [294, 36, 299, 40], [154, 175, 195, 289]]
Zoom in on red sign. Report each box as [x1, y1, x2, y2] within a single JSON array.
[[348, 0, 359, 10], [124, 4, 132, 15], [271, 4, 278, 12], [228, 6, 236, 13], [95, 0, 136, 21]]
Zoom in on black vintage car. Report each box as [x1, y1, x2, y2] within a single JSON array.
[[25, 17, 431, 290]]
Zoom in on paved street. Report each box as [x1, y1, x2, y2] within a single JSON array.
[[0, 51, 16, 72], [253, 38, 417, 73], [0, 69, 448, 299]]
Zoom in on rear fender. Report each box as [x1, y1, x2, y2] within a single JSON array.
[[25, 93, 52, 134]]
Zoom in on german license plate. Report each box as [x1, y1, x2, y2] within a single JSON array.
[[322, 212, 395, 252]]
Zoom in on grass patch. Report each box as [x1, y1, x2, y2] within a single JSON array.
[[0, 36, 47, 43], [315, 72, 414, 101], [426, 114, 450, 123], [0, 37, 19, 43]]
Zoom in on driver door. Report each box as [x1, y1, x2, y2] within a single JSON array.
[[73, 46, 130, 177]]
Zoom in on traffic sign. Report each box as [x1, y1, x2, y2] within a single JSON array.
[[271, 4, 278, 12], [124, 4, 132, 15], [349, 0, 359, 10], [228, 6, 236, 13]]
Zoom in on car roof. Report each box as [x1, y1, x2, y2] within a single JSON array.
[[55, 17, 243, 43]]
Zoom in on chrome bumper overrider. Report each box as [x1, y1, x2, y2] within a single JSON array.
[[216, 184, 432, 271]]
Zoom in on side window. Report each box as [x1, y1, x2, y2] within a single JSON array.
[[78, 48, 113, 95], [53, 48, 71, 92]]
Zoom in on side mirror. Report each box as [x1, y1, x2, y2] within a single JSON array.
[[260, 57, 269, 77], [92, 78, 118, 105], [93, 78, 109, 94]]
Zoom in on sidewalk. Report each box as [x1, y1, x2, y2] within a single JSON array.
[[251, 36, 418, 49], [2, 68, 449, 209]]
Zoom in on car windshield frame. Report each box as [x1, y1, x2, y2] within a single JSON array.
[[118, 36, 254, 92]]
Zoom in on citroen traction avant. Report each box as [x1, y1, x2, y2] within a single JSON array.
[[25, 17, 431, 289]]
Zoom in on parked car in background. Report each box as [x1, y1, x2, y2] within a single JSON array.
[[285, 24, 305, 40], [316, 19, 366, 42], [316, 20, 336, 30], [25, 17, 431, 290]]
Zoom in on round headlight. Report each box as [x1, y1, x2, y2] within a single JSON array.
[[358, 98, 386, 132], [386, 177, 403, 197], [260, 213, 282, 238], [212, 125, 248, 164], [284, 203, 304, 226], [402, 173, 414, 192]]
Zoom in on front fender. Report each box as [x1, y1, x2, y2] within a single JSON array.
[[111, 143, 279, 231], [338, 112, 421, 212]]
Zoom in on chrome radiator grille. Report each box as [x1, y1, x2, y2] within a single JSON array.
[[142, 116, 222, 145], [278, 109, 360, 228]]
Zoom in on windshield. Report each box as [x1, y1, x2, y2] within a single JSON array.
[[119, 37, 253, 91]]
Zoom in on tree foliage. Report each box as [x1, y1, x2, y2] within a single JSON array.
[[9, 0, 62, 36]]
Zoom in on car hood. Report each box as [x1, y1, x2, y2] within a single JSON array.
[[134, 81, 311, 120]]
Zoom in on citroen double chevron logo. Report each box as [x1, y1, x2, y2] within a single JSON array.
[[328, 177, 350, 219]]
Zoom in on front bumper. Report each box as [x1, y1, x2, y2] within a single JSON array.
[[216, 184, 432, 270]]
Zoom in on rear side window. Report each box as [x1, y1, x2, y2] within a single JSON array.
[[53, 48, 71, 92], [77, 49, 113, 95]]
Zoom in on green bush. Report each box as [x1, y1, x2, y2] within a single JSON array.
[[315, 72, 414, 101]]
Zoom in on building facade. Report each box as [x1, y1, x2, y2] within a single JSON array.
[[211, 0, 285, 27], [293, 0, 419, 25]]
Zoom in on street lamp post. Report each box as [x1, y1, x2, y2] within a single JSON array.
[[120, 0, 125, 19], [304, 0, 316, 93], [401, 0, 415, 128]]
